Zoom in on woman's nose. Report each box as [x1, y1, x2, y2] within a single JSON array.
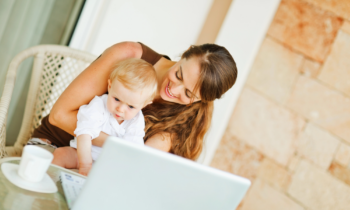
[[170, 81, 184, 96]]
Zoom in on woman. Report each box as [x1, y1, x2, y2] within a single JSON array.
[[31, 42, 237, 160]]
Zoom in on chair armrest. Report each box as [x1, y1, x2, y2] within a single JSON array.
[[0, 63, 18, 158], [0, 123, 7, 158], [0, 47, 33, 158]]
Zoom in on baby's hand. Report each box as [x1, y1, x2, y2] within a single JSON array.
[[79, 163, 92, 176]]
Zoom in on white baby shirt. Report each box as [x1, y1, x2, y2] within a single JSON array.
[[70, 94, 145, 160]]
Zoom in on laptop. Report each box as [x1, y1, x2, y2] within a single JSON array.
[[67, 136, 251, 210]]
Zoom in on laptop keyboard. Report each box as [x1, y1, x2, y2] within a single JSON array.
[[60, 172, 86, 209]]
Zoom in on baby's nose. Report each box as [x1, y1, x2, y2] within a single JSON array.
[[116, 105, 123, 113]]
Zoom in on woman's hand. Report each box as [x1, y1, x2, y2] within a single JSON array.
[[49, 42, 143, 135]]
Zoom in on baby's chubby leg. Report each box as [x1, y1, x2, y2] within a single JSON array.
[[52, 147, 79, 169]]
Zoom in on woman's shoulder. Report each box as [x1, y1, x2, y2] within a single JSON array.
[[104, 42, 143, 59], [145, 132, 172, 152], [138, 42, 172, 65], [104, 42, 172, 66]]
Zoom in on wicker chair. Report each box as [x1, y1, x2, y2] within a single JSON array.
[[0, 45, 97, 158]]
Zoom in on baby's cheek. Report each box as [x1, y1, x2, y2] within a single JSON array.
[[125, 110, 139, 120], [106, 100, 114, 113]]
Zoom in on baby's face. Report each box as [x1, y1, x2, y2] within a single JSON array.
[[107, 80, 150, 124]]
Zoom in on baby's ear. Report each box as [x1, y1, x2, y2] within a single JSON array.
[[143, 101, 152, 108]]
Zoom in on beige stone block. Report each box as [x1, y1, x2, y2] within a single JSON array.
[[300, 58, 321, 78], [210, 132, 234, 173], [247, 37, 302, 104], [318, 31, 350, 97], [288, 155, 300, 172], [304, 0, 350, 21], [257, 158, 291, 191], [328, 161, 350, 186], [228, 87, 305, 166], [287, 75, 350, 143], [288, 160, 350, 210], [241, 179, 304, 210], [335, 142, 350, 167], [297, 123, 339, 169], [210, 132, 264, 181], [342, 21, 350, 35], [268, 0, 343, 62]]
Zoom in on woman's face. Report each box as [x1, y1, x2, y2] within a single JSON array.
[[159, 57, 201, 104]]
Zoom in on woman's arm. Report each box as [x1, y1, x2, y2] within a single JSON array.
[[49, 42, 143, 135], [145, 133, 172, 152]]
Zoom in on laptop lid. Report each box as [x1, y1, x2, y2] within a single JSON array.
[[72, 137, 251, 210]]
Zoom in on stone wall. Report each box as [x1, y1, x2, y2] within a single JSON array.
[[210, 0, 350, 209]]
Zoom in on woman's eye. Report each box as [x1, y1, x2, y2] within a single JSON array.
[[175, 71, 181, 80], [114, 98, 120, 102], [185, 90, 191, 98]]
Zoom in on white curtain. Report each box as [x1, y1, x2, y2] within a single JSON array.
[[0, 0, 83, 145]]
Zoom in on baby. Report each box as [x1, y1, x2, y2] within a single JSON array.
[[52, 58, 157, 176]]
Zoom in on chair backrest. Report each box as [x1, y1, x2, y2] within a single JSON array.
[[0, 45, 96, 157]]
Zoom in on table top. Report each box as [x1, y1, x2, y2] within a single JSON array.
[[0, 158, 85, 210]]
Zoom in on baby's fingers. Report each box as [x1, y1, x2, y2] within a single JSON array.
[[79, 167, 91, 176]]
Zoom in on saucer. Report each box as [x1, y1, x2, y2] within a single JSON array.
[[1, 163, 58, 193]]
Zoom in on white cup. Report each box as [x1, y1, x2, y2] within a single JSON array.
[[18, 145, 53, 182]]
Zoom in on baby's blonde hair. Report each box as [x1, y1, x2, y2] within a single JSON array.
[[110, 58, 157, 103]]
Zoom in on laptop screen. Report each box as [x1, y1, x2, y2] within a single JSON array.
[[72, 137, 250, 210]]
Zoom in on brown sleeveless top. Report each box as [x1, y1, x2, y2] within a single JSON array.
[[32, 43, 170, 147]]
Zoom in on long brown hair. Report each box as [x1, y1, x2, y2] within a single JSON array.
[[143, 44, 237, 160]]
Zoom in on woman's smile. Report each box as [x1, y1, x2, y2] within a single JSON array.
[[165, 81, 176, 98]]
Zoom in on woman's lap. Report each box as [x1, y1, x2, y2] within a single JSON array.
[[27, 138, 57, 154]]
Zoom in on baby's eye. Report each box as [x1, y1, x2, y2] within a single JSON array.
[[114, 98, 120, 102], [129, 105, 134, 109]]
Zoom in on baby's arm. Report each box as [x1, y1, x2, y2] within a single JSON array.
[[76, 134, 93, 176], [72, 95, 106, 175]]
